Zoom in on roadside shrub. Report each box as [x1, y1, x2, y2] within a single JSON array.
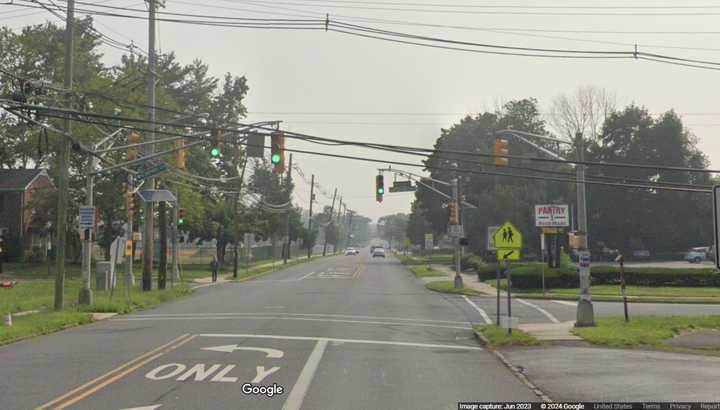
[[460, 255, 485, 272]]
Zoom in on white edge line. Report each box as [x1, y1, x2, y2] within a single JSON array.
[[296, 271, 316, 280], [281, 339, 328, 410], [120, 312, 469, 325], [516, 299, 560, 323], [197, 333, 484, 351], [113, 316, 469, 330], [462, 295, 492, 325]]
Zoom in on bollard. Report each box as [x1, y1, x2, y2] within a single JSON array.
[[3, 313, 12, 327]]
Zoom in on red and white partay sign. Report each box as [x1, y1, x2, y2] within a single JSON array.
[[534, 204, 569, 227]]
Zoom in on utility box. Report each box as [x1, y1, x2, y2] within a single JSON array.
[[96, 261, 111, 290]]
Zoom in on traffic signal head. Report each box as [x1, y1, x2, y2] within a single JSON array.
[[124, 186, 134, 215], [494, 138, 509, 167], [210, 128, 221, 158], [271, 131, 285, 174], [178, 208, 186, 225], [448, 202, 459, 225], [127, 131, 141, 161], [175, 138, 186, 169], [375, 174, 384, 202]]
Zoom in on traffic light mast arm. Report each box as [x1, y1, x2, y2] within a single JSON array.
[[87, 139, 206, 177], [496, 130, 572, 161], [376, 167, 478, 209]]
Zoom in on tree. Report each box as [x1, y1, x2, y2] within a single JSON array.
[[377, 213, 408, 249], [548, 85, 617, 142]]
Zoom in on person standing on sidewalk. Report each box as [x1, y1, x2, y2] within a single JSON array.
[[210, 256, 219, 282]]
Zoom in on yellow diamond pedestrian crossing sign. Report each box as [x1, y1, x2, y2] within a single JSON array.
[[493, 221, 522, 250]]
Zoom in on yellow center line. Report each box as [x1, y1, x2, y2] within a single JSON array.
[[36, 333, 195, 410]]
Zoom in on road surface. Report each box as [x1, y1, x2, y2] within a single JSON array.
[[0, 251, 536, 410]]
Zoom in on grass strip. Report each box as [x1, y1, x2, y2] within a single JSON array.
[[572, 316, 720, 348], [473, 325, 540, 348], [409, 266, 447, 278], [425, 280, 482, 296], [0, 312, 93, 346]]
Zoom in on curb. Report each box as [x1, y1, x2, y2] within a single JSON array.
[[473, 329, 553, 403]]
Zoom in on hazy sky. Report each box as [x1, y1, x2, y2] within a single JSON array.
[[4, 1, 720, 221]]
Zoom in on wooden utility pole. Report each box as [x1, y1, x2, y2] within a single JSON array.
[[142, 0, 157, 291], [306, 174, 314, 259], [322, 188, 337, 256], [283, 154, 293, 264], [54, 0, 74, 310]]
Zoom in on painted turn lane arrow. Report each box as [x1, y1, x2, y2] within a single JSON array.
[[201, 345, 284, 358]]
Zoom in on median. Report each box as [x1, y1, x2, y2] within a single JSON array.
[[473, 324, 540, 348], [425, 280, 482, 296]]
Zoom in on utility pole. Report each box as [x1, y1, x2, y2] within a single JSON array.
[[451, 178, 464, 289], [346, 209, 354, 247], [54, 0, 74, 310], [171, 197, 178, 286], [575, 131, 595, 327], [142, 0, 157, 291], [233, 156, 248, 279], [283, 154, 293, 264], [458, 177, 465, 258], [323, 188, 337, 256], [79, 144, 95, 305], [307, 174, 314, 259], [158, 197, 167, 289], [335, 197, 342, 254], [125, 173, 134, 296]]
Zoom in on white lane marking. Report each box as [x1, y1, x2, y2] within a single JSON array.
[[297, 271, 316, 280], [198, 333, 484, 351], [281, 339, 328, 410], [145, 363, 186, 381], [551, 300, 576, 306], [124, 312, 469, 325], [120, 406, 162, 410], [516, 299, 560, 323], [177, 364, 222, 382], [115, 315, 469, 330], [201, 345, 284, 358], [211, 365, 239, 383], [252, 366, 281, 383], [462, 295, 492, 325]]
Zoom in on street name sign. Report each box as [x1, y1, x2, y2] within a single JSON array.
[[137, 163, 168, 180], [534, 204, 569, 227]]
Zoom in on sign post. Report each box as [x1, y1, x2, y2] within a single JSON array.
[[493, 221, 523, 334], [424, 233, 433, 268]]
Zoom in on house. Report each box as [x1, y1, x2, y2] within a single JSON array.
[[0, 169, 55, 260]]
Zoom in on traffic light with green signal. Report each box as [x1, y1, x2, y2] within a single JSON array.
[[178, 208, 186, 225], [210, 128, 221, 158], [375, 174, 384, 203], [271, 131, 285, 174]]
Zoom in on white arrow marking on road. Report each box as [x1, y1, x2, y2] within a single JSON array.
[[120, 406, 161, 410], [201, 345, 284, 358]]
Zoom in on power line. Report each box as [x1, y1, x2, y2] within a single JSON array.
[[9, 100, 720, 175]]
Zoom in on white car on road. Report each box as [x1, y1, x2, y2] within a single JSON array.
[[372, 247, 386, 258]]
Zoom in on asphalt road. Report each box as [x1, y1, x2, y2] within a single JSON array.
[[0, 251, 537, 410]]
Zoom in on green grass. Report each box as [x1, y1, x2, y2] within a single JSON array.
[[409, 266, 447, 278], [425, 280, 481, 296], [0, 278, 83, 315], [78, 285, 193, 314], [473, 325, 540, 348], [572, 316, 720, 348], [399, 254, 453, 266], [0, 312, 93, 346]]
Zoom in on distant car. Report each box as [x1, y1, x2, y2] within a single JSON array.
[[372, 247, 385, 258], [345, 248, 358, 256], [685, 247, 710, 263]]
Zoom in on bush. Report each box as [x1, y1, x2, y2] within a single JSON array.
[[460, 254, 486, 272], [502, 263, 720, 289]]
